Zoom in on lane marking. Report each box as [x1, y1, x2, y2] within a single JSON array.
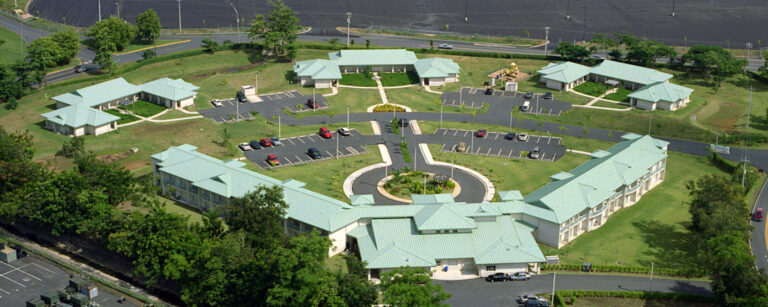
[[113, 40, 191, 55]]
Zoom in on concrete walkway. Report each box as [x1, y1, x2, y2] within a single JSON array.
[[117, 108, 203, 127], [373, 72, 390, 105], [424, 85, 443, 94], [323, 86, 339, 97], [569, 89, 632, 111]]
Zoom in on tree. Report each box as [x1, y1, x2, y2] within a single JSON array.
[[590, 33, 617, 56], [248, 0, 300, 54], [141, 49, 156, 60], [93, 47, 115, 73], [624, 43, 656, 66], [221, 185, 288, 250], [615, 32, 641, 47], [201, 38, 219, 53], [87, 16, 136, 51], [135, 9, 161, 43], [686, 175, 749, 239], [608, 49, 623, 61], [365, 39, 370, 49], [381, 267, 451, 306], [553, 42, 591, 61], [286, 44, 297, 60], [430, 39, 434, 49], [329, 37, 339, 49], [55, 136, 85, 159], [50, 29, 80, 63], [336, 255, 378, 307], [682, 45, 747, 80], [73, 153, 136, 205]]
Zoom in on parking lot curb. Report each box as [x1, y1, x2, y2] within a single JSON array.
[[419, 143, 495, 202], [343, 144, 392, 198]]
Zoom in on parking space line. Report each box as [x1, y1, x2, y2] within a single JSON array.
[[475, 147, 482, 154], [0, 263, 41, 281], [294, 155, 304, 163], [452, 129, 458, 136], [462, 130, 469, 137], [296, 136, 306, 144], [31, 262, 60, 274], [494, 133, 500, 140], [497, 148, 503, 156], [0, 287, 9, 294], [486, 147, 492, 155], [0, 274, 26, 287]]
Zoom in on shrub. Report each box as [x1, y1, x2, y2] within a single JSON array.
[[553, 290, 710, 303], [709, 151, 737, 173], [374, 104, 406, 112]]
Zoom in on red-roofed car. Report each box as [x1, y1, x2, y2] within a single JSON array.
[[754, 208, 764, 222], [475, 129, 487, 138], [260, 138, 273, 147], [319, 127, 332, 139], [267, 154, 280, 166]]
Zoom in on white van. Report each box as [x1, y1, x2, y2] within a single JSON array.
[[520, 101, 531, 112]]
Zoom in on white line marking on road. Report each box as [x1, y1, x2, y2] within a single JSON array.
[[486, 148, 492, 155], [453, 129, 459, 136], [294, 155, 303, 163], [0, 287, 9, 294], [463, 130, 469, 137], [508, 150, 514, 158], [497, 148, 503, 156], [0, 263, 41, 281]]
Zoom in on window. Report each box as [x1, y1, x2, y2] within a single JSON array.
[[486, 265, 496, 271], [452, 230, 458, 233], [436, 260, 441, 266]]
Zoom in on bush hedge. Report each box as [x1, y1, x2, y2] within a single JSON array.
[[720, 132, 768, 145], [709, 151, 738, 173], [552, 290, 710, 306], [541, 264, 707, 277]]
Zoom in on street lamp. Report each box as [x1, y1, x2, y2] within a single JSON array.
[[544, 26, 550, 56], [346, 104, 351, 129], [565, 0, 571, 20], [346, 12, 352, 47], [115, 2, 119, 19], [671, 0, 677, 17], [98, 0, 102, 21], [177, 0, 182, 31], [278, 115, 281, 138], [229, 2, 240, 43]]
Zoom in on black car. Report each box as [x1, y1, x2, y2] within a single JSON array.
[[524, 92, 534, 99], [398, 118, 409, 127], [524, 300, 551, 307], [236, 91, 247, 102], [543, 92, 553, 100], [485, 88, 494, 95], [485, 272, 508, 282], [307, 147, 322, 159], [505, 132, 516, 140], [249, 140, 262, 150]]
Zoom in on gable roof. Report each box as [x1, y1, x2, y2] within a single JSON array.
[[41, 105, 119, 128], [140, 78, 199, 101], [589, 60, 672, 85], [293, 59, 342, 80], [628, 81, 694, 103], [523, 134, 668, 223], [537, 61, 592, 83], [413, 204, 477, 231], [52, 78, 141, 108], [414, 58, 461, 78], [328, 49, 418, 66]]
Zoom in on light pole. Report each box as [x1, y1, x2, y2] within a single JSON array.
[[544, 26, 550, 56], [278, 115, 281, 138], [581, 6, 587, 42], [565, 0, 571, 20], [463, 0, 468, 22], [550, 272, 557, 303], [742, 87, 753, 187], [229, 2, 240, 43], [746, 42, 753, 60], [18, 16, 22, 57], [177, 0, 182, 31], [648, 262, 654, 291], [313, 88, 316, 112], [346, 104, 350, 128], [255, 72, 259, 93], [509, 111, 513, 131], [671, 0, 677, 17], [346, 12, 352, 47], [115, 2, 119, 19], [98, 0, 102, 21], [440, 103, 443, 128], [336, 134, 339, 159]]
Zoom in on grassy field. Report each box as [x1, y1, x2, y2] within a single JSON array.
[[573, 82, 611, 97], [353, 27, 543, 46], [120, 100, 165, 117], [104, 109, 140, 124], [604, 87, 633, 102], [379, 71, 420, 86], [591, 101, 630, 109], [0, 25, 25, 65], [152, 110, 199, 120], [339, 73, 378, 87], [253, 145, 381, 201], [325, 254, 349, 274], [538, 152, 728, 268], [558, 296, 714, 307]]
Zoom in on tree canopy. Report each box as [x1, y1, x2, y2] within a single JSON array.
[[248, 0, 300, 54], [381, 267, 451, 307], [87, 16, 136, 51], [135, 9, 161, 43], [554, 42, 591, 62]]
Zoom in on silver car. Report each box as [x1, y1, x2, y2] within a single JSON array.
[[438, 43, 453, 49], [518, 132, 529, 142], [509, 271, 530, 281], [270, 137, 283, 146]]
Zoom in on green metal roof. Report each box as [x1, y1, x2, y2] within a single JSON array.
[[628, 81, 693, 103], [589, 60, 672, 85], [498, 190, 524, 201], [328, 49, 418, 66], [152, 145, 353, 231], [537, 62, 591, 83], [350, 194, 375, 206], [411, 193, 456, 204], [41, 105, 119, 128], [523, 134, 668, 223], [52, 78, 141, 108], [414, 58, 461, 78], [293, 59, 342, 80], [140, 78, 199, 101], [413, 204, 477, 231]]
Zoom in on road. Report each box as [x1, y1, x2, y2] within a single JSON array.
[[436, 273, 711, 307], [751, 179, 768, 273]]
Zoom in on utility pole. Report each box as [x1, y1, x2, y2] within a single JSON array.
[[255, 72, 259, 93], [98, 0, 102, 21], [177, 0, 182, 31], [648, 109, 652, 135], [544, 26, 550, 56], [115, 2, 119, 19], [346, 104, 350, 129], [746, 42, 752, 60], [19, 16, 22, 57], [509, 111, 513, 131], [743, 87, 753, 187], [278, 115, 281, 138], [414, 146, 417, 170], [671, 0, 677, 17], [440, 103, 443, 128], [313, 88, 316, 112], [581, 6, 587, 42], [550, 272, 557, 303], [336, 134, 339, 159], [463, 0, 468, 22], [230, 2, 240, 43], [565, 0, 571, 20], [346, 12, 352, 47], [649, 262, 654, 291]]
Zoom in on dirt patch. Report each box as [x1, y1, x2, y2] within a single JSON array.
[[97, 151, 132, 164], [486, 69, 530, 82], [189, 58, 268, 81]]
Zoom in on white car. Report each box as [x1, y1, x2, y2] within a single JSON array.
[[211, 99, 223, 107], [438, 43, 453, 50], [238, 142, 252, 151], [509, 271, 531, 281], [337, 127, 351, 136], [518, 132, 529, 142]]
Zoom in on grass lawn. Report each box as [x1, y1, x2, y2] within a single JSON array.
[[559, 296, 714, 307], [120, 100, 166, 117], [81, 39, 183, 54], [339, 73, 377, 87], [253, 145, 382, 201], [0, 26, 25, 65], [355, 27, 543, 46], [537, 152, 729, 268], [0, 0, 29, 10], [591, 101, 631, 109], [325, 254, 349, 274], [152, 110, 199, 120], [573, 82, 611, 97], [104, 109, 140, 124], [603, 87, 633, 102], [379, 71, 420, 86]]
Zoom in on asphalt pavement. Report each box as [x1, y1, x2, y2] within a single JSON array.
[[751, 179, 768, 273], [436, 273, 711, 307]]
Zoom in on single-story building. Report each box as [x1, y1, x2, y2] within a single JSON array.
[[42, 77, 199, 136], [293, 49, 460, 88], [537, 60, 692, 111]]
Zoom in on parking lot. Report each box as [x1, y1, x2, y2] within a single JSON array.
[[433, 128, 566, 161], [440, 88, 571, 116], [0, 254, 131, 306], [199, 90, 328, 123], [242, 129, 374, 169]]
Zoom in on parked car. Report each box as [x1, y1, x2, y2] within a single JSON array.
[[485, 88, 494, 95], [517, 295, 539, 304], [307, 98, 318, 109], [210, 99, 223, 107], [524, 92, 534, 99], [520, 101, 531, 112], [518, 132, 529, 141], [543, 92, 553, 100], [266, 154, 280, 166], [475, 129, 487, 138], [754, 208, 764, 222], [456, 142, 467, 152], [249, 140, 262, 150], [270, 137, 282, 146], [589, 54, 606, 60], [260, 138, 273, 147], [530, 146, 541, 159], [505, 132, 516, 140], [238, 142, 252, 151], [509, 272, 530, 281], [307, 147, 322, 159], [319, 127, 333, 139], [236, 91, 247, 102], [484, 272, 508, 282], [337, 127, 351, 136], [398, 118, 409, 127], [524, 299, 551, 307], [437, 43, 453, 50], [74, 62, 99, 73]]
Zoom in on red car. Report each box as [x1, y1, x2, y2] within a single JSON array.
[[319, 127, 332, 139], [267, 154, 280, 166], [475, 129, 487, 138], [260, 138, 273, 147], [307, 98, 318, 109], [754, 208, 764, 222]]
